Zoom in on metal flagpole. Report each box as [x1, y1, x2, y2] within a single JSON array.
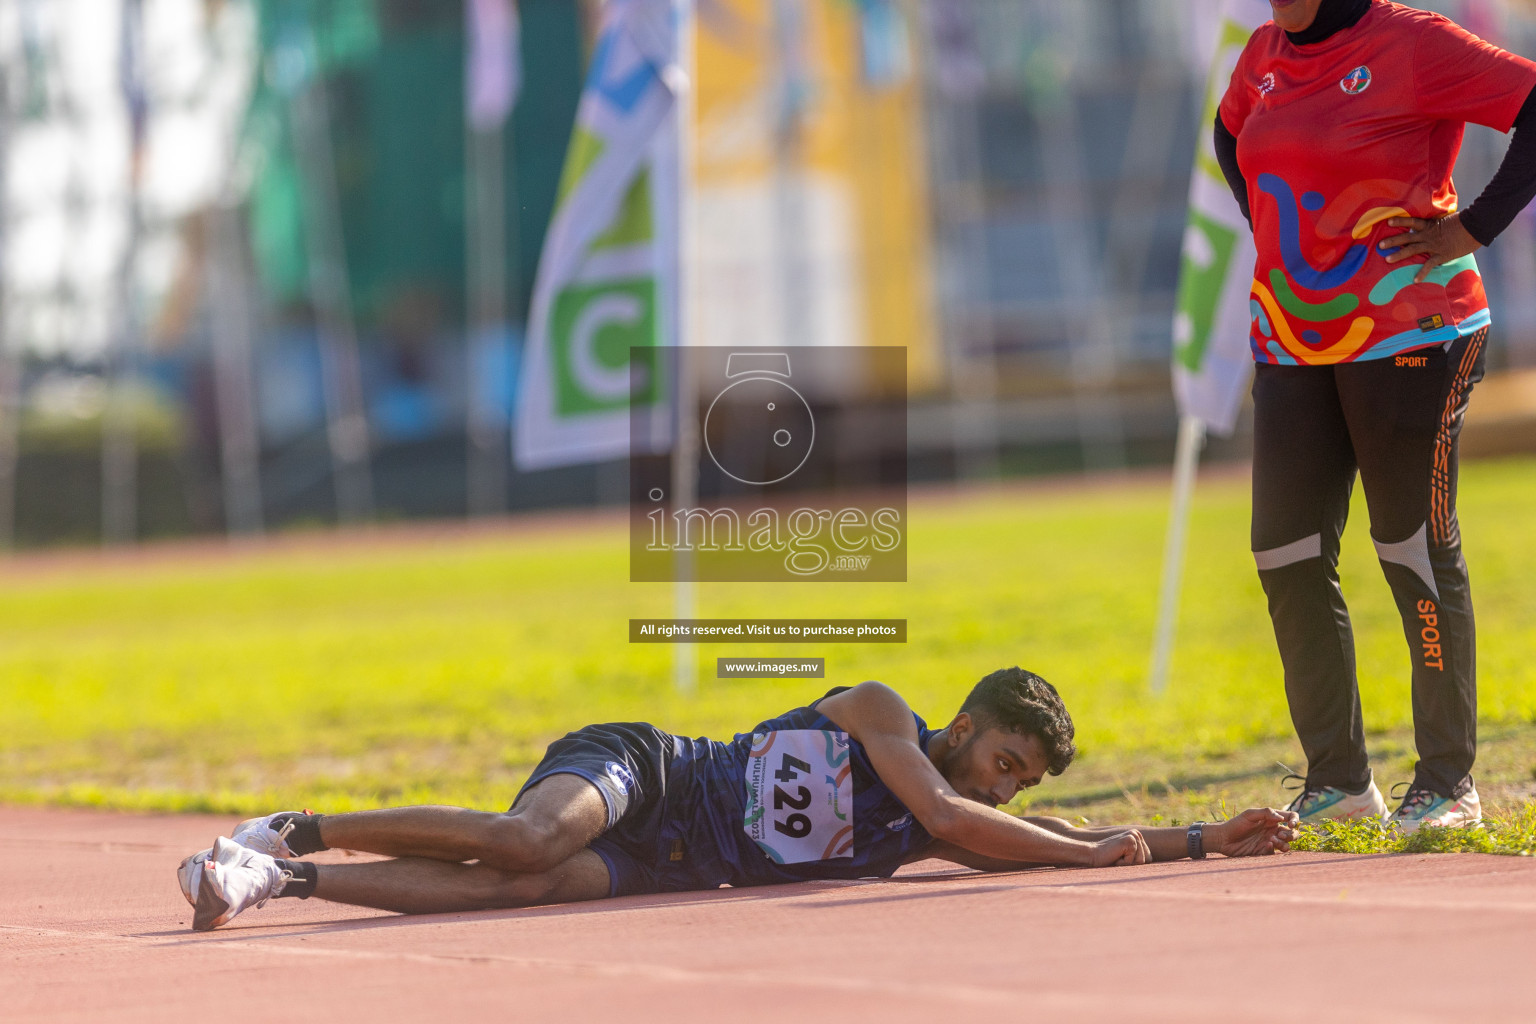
[[465, 110, 511, 518], [201, 0, 266, 538], [1149, 413, 1205, 694], [288, 22, 374, 524], [465, 0, 521, 518], [0, 67, 16, 550], [672, 0, 698, 695], [207, 203, 265, 537], [103, 0, 148, 545]]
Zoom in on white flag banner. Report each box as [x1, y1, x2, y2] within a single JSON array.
[[467, 0, 522, 131], [1172, 0, 1270, 436], [516, 0, 684, 470]]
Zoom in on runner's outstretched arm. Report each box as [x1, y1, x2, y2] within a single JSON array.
[[923, 809, 1298, 871], [1021, 811, 1296, 859], [818, 683, 1149, 868]]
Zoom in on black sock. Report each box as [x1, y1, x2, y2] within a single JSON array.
[[274, 859, 318, 899], [273, 813, 328, 856]]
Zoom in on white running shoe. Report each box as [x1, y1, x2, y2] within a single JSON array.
[[182, 836, 292, 931], [1280, 774, 1389, 824], [1387, 785, 1482, 834], [177, 812, 302, 906]]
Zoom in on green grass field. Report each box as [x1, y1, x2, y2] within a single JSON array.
[[3, 458, 1534, 837]]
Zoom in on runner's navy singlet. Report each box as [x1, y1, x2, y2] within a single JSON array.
[[556, 686, 938, 894], [517, 686, 942, 895], [663, 688, 936, 888]]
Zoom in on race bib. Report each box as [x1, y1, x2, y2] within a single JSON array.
[[742, 729, 854, 864]]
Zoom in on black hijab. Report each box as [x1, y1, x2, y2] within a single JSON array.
[[1285, 0, 1372, 45]]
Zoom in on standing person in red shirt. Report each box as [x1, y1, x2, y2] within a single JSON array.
[[1215, 0, 1536, 830]]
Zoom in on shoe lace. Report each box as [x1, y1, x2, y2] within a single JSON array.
[[255, 869, 295, 911], [274, 808, 315, 848], [251, 813, 299, 855], [1391, 783, 1439, 816], [1278, 769, 1326, 813]]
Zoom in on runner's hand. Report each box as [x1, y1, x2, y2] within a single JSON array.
[[1212, 808, 1298, 858], [1088, 830, 1150, 867], [1378, 213, 1482, 284]]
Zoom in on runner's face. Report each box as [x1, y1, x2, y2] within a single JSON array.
[[1268, 0, 1323, 32], [940, 722, 1049, 807]]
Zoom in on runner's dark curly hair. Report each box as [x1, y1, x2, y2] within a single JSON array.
[[959, 667, 1076, 775]]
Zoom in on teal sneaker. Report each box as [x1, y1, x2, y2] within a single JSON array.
[[1279, 773, 1389, 824], [1387, 784, 1482, 834]]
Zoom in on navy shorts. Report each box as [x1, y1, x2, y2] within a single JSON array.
[[511, 722, 676, 898]]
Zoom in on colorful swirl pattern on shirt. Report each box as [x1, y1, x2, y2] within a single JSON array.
[[1248, 172, 1482, 365]]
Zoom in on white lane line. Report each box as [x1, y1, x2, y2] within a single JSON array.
[[1016, 883, 1536, 914], [0, 836, 189, 854]]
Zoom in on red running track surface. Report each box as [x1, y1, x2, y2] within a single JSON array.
[[4, 807, 1534, 1023]]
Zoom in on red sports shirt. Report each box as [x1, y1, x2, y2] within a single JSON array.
[[1220, 2, 1536, 365]]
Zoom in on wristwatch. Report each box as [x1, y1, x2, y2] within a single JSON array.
[[1187, 821, 1207, 860]]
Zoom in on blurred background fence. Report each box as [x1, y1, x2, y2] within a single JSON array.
[[2, 0, 1534, 547]]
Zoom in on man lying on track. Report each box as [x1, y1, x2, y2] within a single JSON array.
[[178, 667, 1299, 930]]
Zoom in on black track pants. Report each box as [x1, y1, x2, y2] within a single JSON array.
[[1250, 328, 1486, 799]]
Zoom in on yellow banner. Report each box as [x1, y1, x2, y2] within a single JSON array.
[[693, 0, 940, 390]]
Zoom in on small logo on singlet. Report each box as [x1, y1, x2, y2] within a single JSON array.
[[604, 760, 636, 796], [1340, 66, 1372, 94], [885, 813, 914, 832], [1418, 314, 1446, 332], [1258, 72, 1276, 95]]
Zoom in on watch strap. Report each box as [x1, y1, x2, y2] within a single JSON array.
[[1187, 821, 1208, 860]]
